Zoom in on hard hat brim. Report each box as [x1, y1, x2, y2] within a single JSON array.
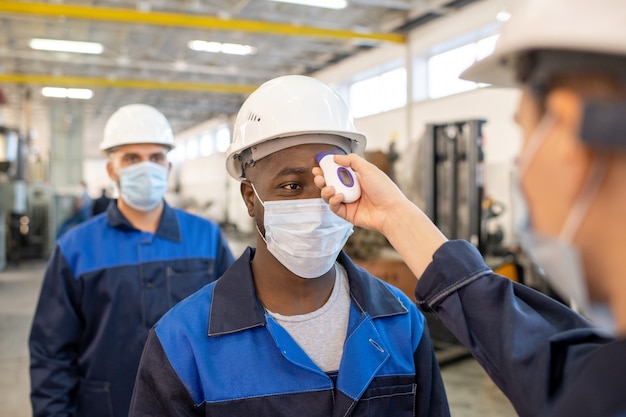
[[225, 130, 366, 181], [101, 141, 176, 153], [460, 48, 517, 88]]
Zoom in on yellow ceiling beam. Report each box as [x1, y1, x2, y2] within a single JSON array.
[[0, 1, 406, 44], [0, 74, 258, 94]]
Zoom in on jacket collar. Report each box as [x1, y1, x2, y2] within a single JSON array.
[[106, 199, 181, 242], [208, 248, 408, 336]]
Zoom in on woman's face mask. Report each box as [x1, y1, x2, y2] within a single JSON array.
[[513, 113, 614, 333], [251, 184, 353, 279], [118, 161, 168, 212]]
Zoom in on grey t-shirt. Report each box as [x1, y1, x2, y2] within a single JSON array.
[[266, 263, 350, 372]]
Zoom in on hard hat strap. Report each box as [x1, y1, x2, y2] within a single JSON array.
[[580, 100, 626, 150]]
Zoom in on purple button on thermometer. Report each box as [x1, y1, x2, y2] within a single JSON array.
[[316, 152, 361, 203]]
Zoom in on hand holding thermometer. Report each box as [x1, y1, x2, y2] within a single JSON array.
[[316, 152, 361, 203]]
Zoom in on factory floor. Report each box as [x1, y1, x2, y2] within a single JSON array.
[[0, 259, 517, 417]]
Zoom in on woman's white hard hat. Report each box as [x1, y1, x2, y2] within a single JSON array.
[[99, 104, 175, 152], [225, 75, 367, 180], [461, 0, 626, 87]]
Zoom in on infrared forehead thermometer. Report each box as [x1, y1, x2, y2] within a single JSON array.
[[316, 152, 361, 203]]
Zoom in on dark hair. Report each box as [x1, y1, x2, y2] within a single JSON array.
[[515, 50, 626, 102]]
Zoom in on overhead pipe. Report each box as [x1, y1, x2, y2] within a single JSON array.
[[0, 1, 406, 44], [0, 74, 258, 94]]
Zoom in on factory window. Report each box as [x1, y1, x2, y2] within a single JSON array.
[[476, 34, 499, 60], [171, 123, 231, 163], [168, 145, 185, 164], [215, 125, 231, 153], [349, 67, 407, 118], [199, 131, 214, 156], [381, 68, 407, 112], [186, 137, 199, 160], [427, 34, 499, 99], [350, 77, 379, 117]]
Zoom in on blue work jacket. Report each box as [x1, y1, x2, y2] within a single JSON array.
[[29, 201, 235, 417], [129, 248, 450, 417], [416, 240, 626, 417]]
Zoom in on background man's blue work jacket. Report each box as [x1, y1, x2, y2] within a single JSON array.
[[29, 201, 235, 417]]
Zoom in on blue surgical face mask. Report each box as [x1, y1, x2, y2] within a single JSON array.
[[119, 161, 168, 212], [251, 184, 353, 279], [512, 114, 614, 334]]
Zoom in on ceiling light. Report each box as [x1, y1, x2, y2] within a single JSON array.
[[41, 87, 93, 100], [221, 43, 257, 56], [189, 40, 221, 53], [173, 60, 188, 71], [30, 38, 104, 55], [496, 10, 511, 22], [269, 0, 347, 9], [188, 40, 257, 56]]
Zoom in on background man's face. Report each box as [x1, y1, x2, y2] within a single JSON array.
[[107, 143, 170, 183]]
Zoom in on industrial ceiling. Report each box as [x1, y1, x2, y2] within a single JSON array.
[[0, 0, 480, 158]]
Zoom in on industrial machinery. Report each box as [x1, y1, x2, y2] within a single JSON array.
[[0, 125, 49, 270], [346, 120, 504, 365], [0, 125, 24, 269], [417, 119, 486, 363], [421, 119, 485, 248]]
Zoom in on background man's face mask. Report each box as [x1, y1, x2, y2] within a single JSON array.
[[512, 113, 614, 334], [119, 161, 168, 212], [252, 184, 353, 279]]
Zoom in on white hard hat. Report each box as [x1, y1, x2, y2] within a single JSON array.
[[100, 104, 175, 152], [226, 75, 367, 180], [461, 0, 626, 87]]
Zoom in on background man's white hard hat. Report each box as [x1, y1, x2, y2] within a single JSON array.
[[461, 0, 626, 86], [100, 104, 175, 152], [226, 75, 367, 180]]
